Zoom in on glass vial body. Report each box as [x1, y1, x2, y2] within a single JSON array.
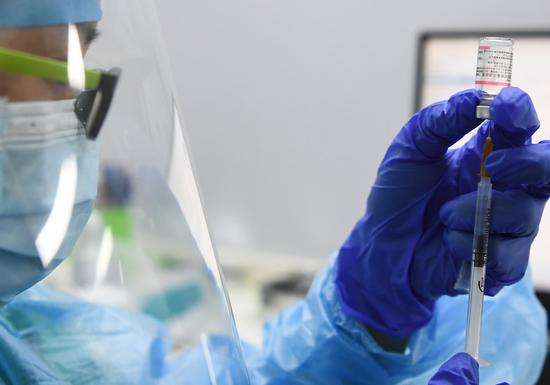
[[475, 37, 514, 119]]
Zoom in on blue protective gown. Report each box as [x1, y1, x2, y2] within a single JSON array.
[[0, 260, 546, 385]]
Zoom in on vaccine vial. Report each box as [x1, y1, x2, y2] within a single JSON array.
[[475, 37, 514, 119]]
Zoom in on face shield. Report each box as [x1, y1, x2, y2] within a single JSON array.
[[0, 1, 250, 384]]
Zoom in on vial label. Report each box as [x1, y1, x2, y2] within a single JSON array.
[[475, 44, 513, 90]]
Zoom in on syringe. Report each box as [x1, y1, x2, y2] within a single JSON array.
[[465, 137, 493, 362]]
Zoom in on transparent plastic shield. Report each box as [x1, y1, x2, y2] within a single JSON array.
[[0, 1, 250, 384]]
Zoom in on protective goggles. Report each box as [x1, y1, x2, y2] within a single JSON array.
[[0, 47, 120, 140]]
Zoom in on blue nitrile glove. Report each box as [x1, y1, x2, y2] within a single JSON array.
[[336, 87, 544, 339], [428, 353, 510, 385], [486, 140, 550, 197]]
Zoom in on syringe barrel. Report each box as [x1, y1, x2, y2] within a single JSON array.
[[472, 177, 492, 267], [465, 177, 493, 361], [475, 37, 514, 119], [465, 265, 487, 360]]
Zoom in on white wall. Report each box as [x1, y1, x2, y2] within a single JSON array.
[[155, 0, 550, 264]]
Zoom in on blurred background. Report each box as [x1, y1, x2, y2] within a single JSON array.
[[152, 1, 550, 378]]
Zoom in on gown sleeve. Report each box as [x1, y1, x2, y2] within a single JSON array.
[[243, 257, 547, 385]]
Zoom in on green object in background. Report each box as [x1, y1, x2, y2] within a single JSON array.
[[101, 207, 133, 240], [143, 283, 202, 321]]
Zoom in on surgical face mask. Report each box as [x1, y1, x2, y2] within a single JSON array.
[[0, 99, 99, 306]]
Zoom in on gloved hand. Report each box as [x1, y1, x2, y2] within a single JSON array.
[[428, 353, 509, 385], [335, 87, 547, 338]]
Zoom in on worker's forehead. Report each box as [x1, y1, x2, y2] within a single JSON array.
[[0, 26, 74, 58], [0, 0, 102, 28]]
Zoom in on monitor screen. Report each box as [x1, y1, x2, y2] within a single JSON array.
[[416, 32, 550, 291]]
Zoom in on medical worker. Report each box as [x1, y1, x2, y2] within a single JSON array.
[[0, 1, 547, 384]]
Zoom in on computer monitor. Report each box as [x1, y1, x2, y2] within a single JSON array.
[[415, 31, 550, 292]]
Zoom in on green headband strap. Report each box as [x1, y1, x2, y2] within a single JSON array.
[[0, 47, 101, 89]]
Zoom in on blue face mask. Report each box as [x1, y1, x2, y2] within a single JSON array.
[[0, 99, 99, 306]]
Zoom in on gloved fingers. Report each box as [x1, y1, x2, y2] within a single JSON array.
[[485, 234, 531, 289], [413, 87, 537, 160], [440, 189, 545, 236], [444, 229, 530, 292], [457, 88, 540, 178], [489, 87, 540, 149], [486, 142, 550, 196], [428, 353, 479, 385], [411, 89, 483, 159]]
